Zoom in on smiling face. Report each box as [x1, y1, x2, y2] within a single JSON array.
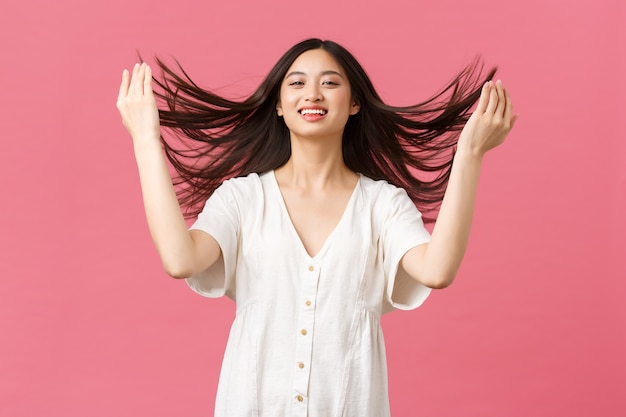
[[276, 48, 360, 142]]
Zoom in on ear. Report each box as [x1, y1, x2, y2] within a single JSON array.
[[276, 101, 283, 117], [349, 100, 360, 116]]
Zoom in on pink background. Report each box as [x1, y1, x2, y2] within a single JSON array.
[[1, 0, 624, 416]]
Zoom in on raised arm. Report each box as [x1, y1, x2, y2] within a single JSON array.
[[116, 63, 221, 278], [401, 80, 518, 289]]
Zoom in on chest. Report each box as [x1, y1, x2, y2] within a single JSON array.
[[279, 189, 354, 258]]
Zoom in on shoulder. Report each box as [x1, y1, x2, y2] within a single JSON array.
[[216, 172, 265, 197], [202, 173, 266, 215], [211, 171, 279, 212], [358, 174, 411, 203], [357, 174, 422, 220]]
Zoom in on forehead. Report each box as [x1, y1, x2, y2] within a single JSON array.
[[285, 49, 345, 76]]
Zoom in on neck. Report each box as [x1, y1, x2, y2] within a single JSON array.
[[276, 133, 356, 190]]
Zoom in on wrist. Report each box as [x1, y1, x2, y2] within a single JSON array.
[[133, 137, 164, 162], [133, 134, 162, 151], [454, 145, 485, 165]]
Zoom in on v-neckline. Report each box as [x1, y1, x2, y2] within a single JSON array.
[[269, 170, 361, 261]]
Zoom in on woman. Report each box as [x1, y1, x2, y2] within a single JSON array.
[[117, 38, 517, 416]]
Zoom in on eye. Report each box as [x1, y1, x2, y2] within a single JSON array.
[[322, 80, 339, 86], [288, 80, 304, 87]]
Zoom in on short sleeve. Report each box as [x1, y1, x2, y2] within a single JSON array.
[[185, 181, 239, 300], [381, 187, 432, 313]]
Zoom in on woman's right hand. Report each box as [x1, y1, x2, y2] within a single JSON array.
[[116, 63, 161, 144]]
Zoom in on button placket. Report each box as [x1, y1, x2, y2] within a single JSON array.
[[291, 261, 320, 416]]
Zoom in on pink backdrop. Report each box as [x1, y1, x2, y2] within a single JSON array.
[[1, 0, 624, 415]]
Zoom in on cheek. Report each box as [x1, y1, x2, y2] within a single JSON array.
[[277, 93, 298, 126], [333, 91, 353, 110], [280, 91, 297, 108], [280, 110, 298, 131]]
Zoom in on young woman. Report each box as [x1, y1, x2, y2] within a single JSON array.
[[117, 38, 517, 417]]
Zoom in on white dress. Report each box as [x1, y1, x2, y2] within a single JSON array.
[[186, 171, 431, 417]]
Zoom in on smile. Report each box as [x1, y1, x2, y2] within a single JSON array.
[[299, 108, 327, 115]]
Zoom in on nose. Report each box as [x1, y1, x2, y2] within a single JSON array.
[[305, 84, 322, 102]]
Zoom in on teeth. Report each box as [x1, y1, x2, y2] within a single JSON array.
[[300, 109, 327, 115]]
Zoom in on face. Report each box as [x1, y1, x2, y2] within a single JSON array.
[[276, 49, 360, 142]]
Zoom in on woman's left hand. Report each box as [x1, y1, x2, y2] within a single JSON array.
[[458, 80, 518, 157]]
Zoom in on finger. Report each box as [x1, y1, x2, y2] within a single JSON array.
[[128, 63, 140, 95], [475, 81, 490, 114], [131, 63, 143, 95], [510, 114, 520, 130], [504, 87, 513, 123], [144, 64, 154, 96], [134, 63, 146, 95], [485, 81, 499, 114], [117, 69, 129, 101], [494, 80, 506, 116]]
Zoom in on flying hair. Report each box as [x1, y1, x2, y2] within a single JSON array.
[[150, 38, 496, 223]]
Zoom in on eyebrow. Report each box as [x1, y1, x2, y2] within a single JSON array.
[[285, 70, 345, 79]]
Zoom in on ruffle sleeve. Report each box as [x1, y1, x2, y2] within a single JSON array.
[[185, 180, 240, 301], [381, 187, 432, 314]]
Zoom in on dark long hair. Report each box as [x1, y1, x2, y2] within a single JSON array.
[[152, 38, 495, 223]]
